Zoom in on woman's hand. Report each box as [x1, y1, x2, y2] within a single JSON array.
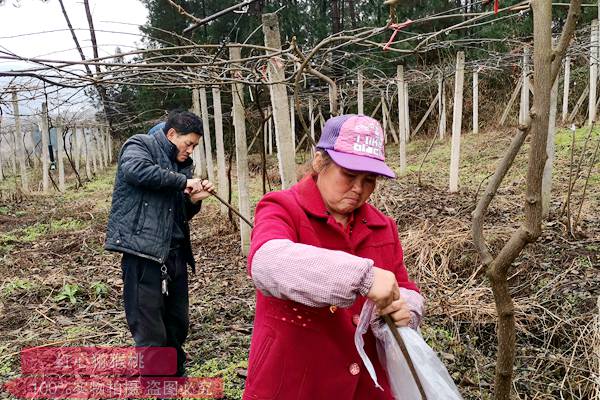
[[378, 298, 412, 326], [367, 267, 400, 309]]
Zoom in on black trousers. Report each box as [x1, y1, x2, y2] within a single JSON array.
[[121, 248, 189, 376]]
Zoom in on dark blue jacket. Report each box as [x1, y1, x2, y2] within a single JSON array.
[[148, 122, 165, 136], [105, 130, 201, 268]]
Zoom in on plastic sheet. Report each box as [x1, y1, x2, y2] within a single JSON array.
[[355, 300, 463, 400]]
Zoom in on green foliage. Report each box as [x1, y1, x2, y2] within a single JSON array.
[[188, 357, 248, 400], [90, 281, 109, 298], [1, 278, 33, 296], [0, 345, 16, 378], [54, 283, 81, 304]]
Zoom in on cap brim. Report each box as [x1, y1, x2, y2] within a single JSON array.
[[326, 149, 396, 178]]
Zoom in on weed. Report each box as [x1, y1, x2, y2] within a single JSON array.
[[65, 325, 94, 339], [21, 224, 49, 241], [0, 345, 16, 377], [54, 283, 80, 304], [1, 278, 33, 296], [50, 219, 86, 232], [90, 281, 108, 298], [189, 357, 248, 400]]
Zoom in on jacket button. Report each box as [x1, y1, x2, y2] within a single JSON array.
[[168, 208, 172, 212], [116, 239, 121, 244], [352, 314, 360, 326], [329, 305, 337, 314], [349, 363, 360, 375], [144, 202, 148, 206]]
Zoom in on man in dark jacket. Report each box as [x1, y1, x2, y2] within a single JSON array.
[[105, 110, 213, 376]]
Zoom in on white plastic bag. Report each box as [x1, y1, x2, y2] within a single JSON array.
[[355, 300, 463, 400]]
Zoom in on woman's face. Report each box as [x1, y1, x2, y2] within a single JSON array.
[[313, 153, 377, 217]]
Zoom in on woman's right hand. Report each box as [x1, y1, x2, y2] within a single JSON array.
[[367, 267, 400, 309]]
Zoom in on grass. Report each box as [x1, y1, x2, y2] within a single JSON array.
[[1, 278, 34, 297], [188, 357, 248, 399], [1, 218, 87, 243]]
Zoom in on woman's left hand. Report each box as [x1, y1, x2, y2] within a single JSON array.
[[378, 297, 411, 327]]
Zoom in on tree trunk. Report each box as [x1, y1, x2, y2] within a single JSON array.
[[348, 0, 357, 29], [331, 0, 341, 34], [470, 1, 582, 399]]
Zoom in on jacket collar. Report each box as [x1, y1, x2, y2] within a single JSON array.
[[155, 129, 193, 168], [293, 174, 388, 228]]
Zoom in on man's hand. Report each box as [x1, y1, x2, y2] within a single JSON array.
[[185, 179, 203, 194], [367, 267, 400, 309], [188, 179, 214, 203]]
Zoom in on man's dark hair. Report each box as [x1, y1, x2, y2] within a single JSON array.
[[164, 109, 203, 136]]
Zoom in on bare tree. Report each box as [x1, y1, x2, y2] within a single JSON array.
[[57, 0, 115, 136], [471, 1, 582, 399]]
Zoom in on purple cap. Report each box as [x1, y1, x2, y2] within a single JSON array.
[[316, 114, 396, 178]]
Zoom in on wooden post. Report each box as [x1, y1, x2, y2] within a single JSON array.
[[212, 86, 228, 215], [89, 127, 98, 176], [383, 97, 399, 143], [397, 65, 407, 173], [318, 106, 325, 130], [40, 102, 50, 192], [309, 95, 315, 153], [404, 81, 410, 143], [449, 51, 465, 193], [568, 84, 589, 122], [357, 70, 364, 115], [107, 125, 113, 164], [83, 126, 92, 180], [72, 124, 80, 173], [328, 86, 336, 118], [101, 125, 109, 167], [413, 93, 440, 137], [262, 13, 296, 189], [199, 87, 215, 182], [381, 92, 387, 143], [268, 106, 273, 155], [590, 20, 599, 125], [0, 145, 3, 180], [95, 125, 106, 169], [26, 129, 38, 170], [11, 91, 28, 190], [438, 72, 447, 139], [289, 96, 296, 154], [473, 67, 479, 134], [101, 125, 109, 166], [191, 88, 208, 178], [562, 56, 571, 123], [229, 46, 251, 255], [500, 78, 524, 126], [519, 47, 531, 125], [56, 121, 66, 191], [543, 55, 560, 218]]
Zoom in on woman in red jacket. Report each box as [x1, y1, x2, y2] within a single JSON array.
[[244, 114, 424, 400]]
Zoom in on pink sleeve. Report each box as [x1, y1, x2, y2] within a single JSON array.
[[251, 239, 375, 308], [400, 288, 425, 329]]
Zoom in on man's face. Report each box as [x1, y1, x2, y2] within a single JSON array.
[[166, 128, 201, 162]]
